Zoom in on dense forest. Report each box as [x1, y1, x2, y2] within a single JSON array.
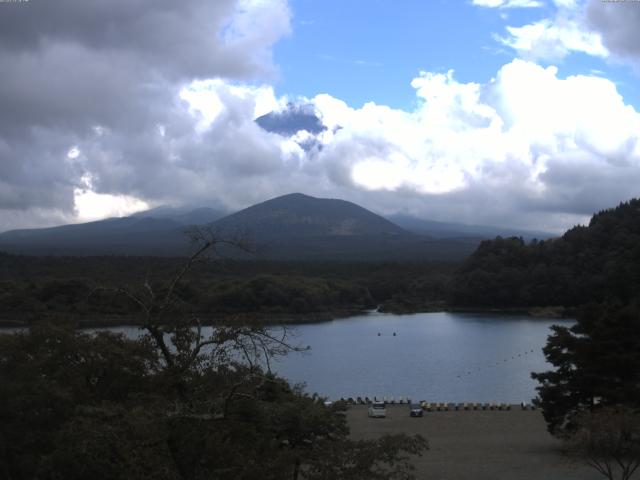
[[449, 199, 640, 309], [0, 255, 454, 326]]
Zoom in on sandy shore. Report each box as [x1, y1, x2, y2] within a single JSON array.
[[347, 405, 601, 480]]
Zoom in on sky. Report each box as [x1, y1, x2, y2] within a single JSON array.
[[0, 0, 639, 233]]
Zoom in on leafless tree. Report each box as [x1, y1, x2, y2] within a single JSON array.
[[112, 225, 306, 405], [567, 407, 640, 480]]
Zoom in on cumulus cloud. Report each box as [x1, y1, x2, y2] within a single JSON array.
[[497, 18, 607, 61], [297, 59, 640, 230], [486, 0, 608, 61], [176, 58, 638, 231], [472, 0, 543, 8], [586, 0, 640, 64], [0, 0, 291, 229], [552, 0, 578, 8], [489, 0, 640, 69], [1, 0, 639, 234]]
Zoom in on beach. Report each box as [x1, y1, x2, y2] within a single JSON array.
[[347, 405, 601, 480]]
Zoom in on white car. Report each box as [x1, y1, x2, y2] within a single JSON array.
[[368, 401, 386, 418]]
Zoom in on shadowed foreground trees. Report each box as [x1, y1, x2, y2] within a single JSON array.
[[532, 303, 640, 435], [568, 407, 640, 480], [0, 333, 429, 479], [533, 303, 640, 479], [0, 230, 427, 479]]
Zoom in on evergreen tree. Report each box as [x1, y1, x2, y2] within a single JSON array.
[[532, 303, 640, 435]]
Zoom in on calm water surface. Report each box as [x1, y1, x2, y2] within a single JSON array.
[[3, 312, 570, 403], [270, 311, 569, 403]]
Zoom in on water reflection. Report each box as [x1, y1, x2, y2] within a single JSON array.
[[2, 311, 571, 403], [270, 311, 570, 403]]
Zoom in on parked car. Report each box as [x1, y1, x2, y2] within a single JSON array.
[[409, 403, 423, 417], [368, 401, 386, 418]]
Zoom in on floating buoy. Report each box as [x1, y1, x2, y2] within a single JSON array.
[[393, 332, 396, 336], [377, 332, 381, 336]]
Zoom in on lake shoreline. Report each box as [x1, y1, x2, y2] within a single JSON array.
[[0, 305, 574, 329], [446, 305, 574, 319], [377, 303, 574, 318], [0, 309, 365, 329], [2, 311, 562, 403]]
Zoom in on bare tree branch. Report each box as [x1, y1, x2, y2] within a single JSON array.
[[568, 407, 640, 480]]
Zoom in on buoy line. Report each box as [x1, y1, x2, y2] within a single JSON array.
[[454, 348, 538, 379]]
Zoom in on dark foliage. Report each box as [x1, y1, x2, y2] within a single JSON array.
[[450, 199, 640, 308], [0, 326, 426, 479], [0, 256, 455, 325], [532, 302, 640, 435], [567, 407, 640, 480], [0, 231, 428, 479]]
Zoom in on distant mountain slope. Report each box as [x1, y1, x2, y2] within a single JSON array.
[[207, 193, 478, 261], [0, 194, 482, 260], [131, 206, 226, 225], [387, 214, 553, 240], [241, 234, 479, 262], [212, 193, 406, 238], [0, 206, 227, 256]]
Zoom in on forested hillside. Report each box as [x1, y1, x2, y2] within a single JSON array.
[[449, 199, 640, 308]]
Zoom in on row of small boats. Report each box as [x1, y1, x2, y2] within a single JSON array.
[[336, 397, 538, 411], [338, 396, 411, 405]]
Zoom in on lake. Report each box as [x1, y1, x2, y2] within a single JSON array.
[[2, 311, 570, 403], [270, 311, 568, 404]]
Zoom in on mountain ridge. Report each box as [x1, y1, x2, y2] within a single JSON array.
[[388, 213, 553, 241], [0, 193, 545, 260], [211, 193, 408, 238]]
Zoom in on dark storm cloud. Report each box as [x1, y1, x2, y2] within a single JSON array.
[[587, 0, 640, 62], [0, 44, 150, 135], [0, 0, 288, 137], [0, 0, 268, 79], [0, 128, 78, 210], [535, 156, 640, 215], [0, 0, 291, 230]]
